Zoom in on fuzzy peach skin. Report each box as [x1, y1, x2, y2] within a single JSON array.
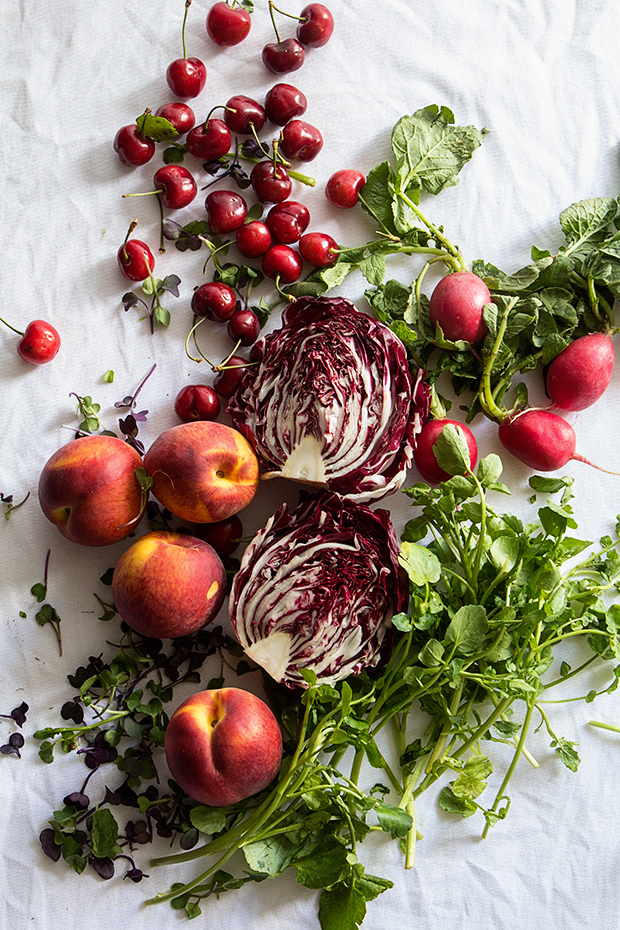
[[164, 688, 283, 806], [142, 421, 260, 523], [38, 434, 146, 546], [111, 531, 226, 638]]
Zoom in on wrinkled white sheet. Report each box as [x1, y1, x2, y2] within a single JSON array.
[[2, 1, 620, 928]]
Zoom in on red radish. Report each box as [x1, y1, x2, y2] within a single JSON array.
[[497, 408, 618, 473], [413, 419, 478, 484], [428, 270, 491, 345], [545, 332, 614, 411]]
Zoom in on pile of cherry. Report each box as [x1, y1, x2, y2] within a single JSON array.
[[114, 0, 366, 422]]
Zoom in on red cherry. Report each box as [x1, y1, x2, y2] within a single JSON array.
[[264, 83, 308, 126], [262, 38, 305, 74], [113, 125, 155, 167], [206, 2, 251, 46], [205, 189, 248, 234], [236, 221, 272, 258], [296, 3, 334, 47], [251, 162, 292, 204], [166, 57, 207, 98], [280, 119, 323, 162], [325, 169, 365, 209], [155, 102, 196, 136], [14, 320, 61, 366], [224, 95, 266, 135], [213, 355, 249, 398], [262, 244, 303, 284], [266, 201, 310, 243], [192, 514, 243, 558], [174, 384, 221, 422], [117, 239, 155, 281], [153, 164, 197, 209], [299, 231, 338, 267], [227, 309, 260, 346], [186, 117, 231, 160], [191, 282, 238, 322]]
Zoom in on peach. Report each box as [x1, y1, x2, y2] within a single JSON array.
[[37, 434, 146, 546], [164, 687, 283, 806], [111, 530, 226, 639], [142, 421, 260, 524]]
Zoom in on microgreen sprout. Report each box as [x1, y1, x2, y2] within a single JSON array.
[[1, 490, 30, 520]]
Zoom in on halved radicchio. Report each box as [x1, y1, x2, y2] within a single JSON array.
[[230, 490, 408, 689], [227, 296, 430, 503]]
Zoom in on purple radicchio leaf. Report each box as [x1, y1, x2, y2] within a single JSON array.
[[226, 296, 431, 503], [229, 490, 408, 689]]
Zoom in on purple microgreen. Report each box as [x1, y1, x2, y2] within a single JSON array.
[[1, 732, 25, 757], [0, 702, 29, 728], [1, 490, 30, 520]]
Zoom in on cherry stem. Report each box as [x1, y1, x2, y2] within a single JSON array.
[[269, 2, 304, 24], [122, 219, 139, 262], [268, 1, 282, 42], [185, 317, 213, 364], [156, 194, 166, 253], [181, 0, 192, 58], [0, 316, 24, 337]]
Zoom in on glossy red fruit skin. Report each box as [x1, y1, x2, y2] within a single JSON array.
[[192, 514, 243, 558], [206, 1, 251, 46], [174, 384, 221, 422], [262, 244, 303, 283], [262, 38, 305, 74], [114, 125, 155, 167], [205, 189, 248, 234], [186, 118, 232, 161], [428, 271, 490, 345], [280, 119, 323, 162], [153, 165, 198, 209], [266, 201, 310, 243], [191, 282, 238, 322], [264, 83, 307, 125], [236, 221, 272, 258], [325, 169, 366, 208], [155, 102, 196, 136], [545, 332, 615, 411], [16, 320, 61, 365], [227, 309, 260, 346], [299, 231, 338, 267], [117, 239, 155, 281], [213, 355, 248, 398], [297, 3, 334, 47], [166, 57, 207, 98], [224, 95, 266, 135], [251, 162, 292, 204]]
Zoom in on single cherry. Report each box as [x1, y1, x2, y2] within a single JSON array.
[[280, 119, 323, 161], [174, 384, 221, 422], [113, 125, 155, 167], [299, 231, 338, 266], [325, 169, 365, 209], [264, 83, 307, 125], [296, 3, 334, 47], [236, 220, 272, 258], [251, 161, 292, 203], [117, 224, 155, 281], [0, 315, 61, 366], [262, 37, 305, 74], [186, 116, 231, 160], [153, 164, 198, 209], [206, 1, 251, 46], [227, 309, 260, 346], [266, 200, 310, 243], [262, 244, 303, 283], [155, 102, 196, 136], [191, 282, 238, 321], [205, 189, 248, 234], [224, 95, 267, 135], [213, 354, 249, 398], [166, 58, 207, 98], [192, 513, 243, 558]]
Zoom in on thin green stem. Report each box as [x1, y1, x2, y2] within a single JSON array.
[[396, 190, 465, 269]]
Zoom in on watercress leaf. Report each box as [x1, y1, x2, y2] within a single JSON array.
[[529, 475, 572, 494], [418, 639, 445, 667], [353, 871, 393, 902], [552, 737, 580, 772], [295, 836, 348, 890], [318, 882, 367, 930], [89, 808, 119, 859], [243, 835, 294, 877], [398, 541, 441, 586], [489, 536, 520, 573], [445, 605, 488, 656], [477, 453, 503, 488], [438, 785, 477, 818], [432, 423, 473, 477], [357, 161, 398, 235], [559, 196, 617, 253], [391, 612, 413, 632], [359, 252, 387, 287], [538, 503, 578, 537], [376, 803, 413, 837]]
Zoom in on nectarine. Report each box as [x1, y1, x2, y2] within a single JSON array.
[[111, 531, 226, 638], [143, 421, 259, 523], [164, 688, 283, 806], [38, 434, 146, 546]]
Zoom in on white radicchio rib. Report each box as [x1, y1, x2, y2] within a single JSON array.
[[230, 491, 407, 689], [227, 296, 430, 503]]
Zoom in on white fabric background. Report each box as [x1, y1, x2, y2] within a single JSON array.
[[2, 1, 620, 928]]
